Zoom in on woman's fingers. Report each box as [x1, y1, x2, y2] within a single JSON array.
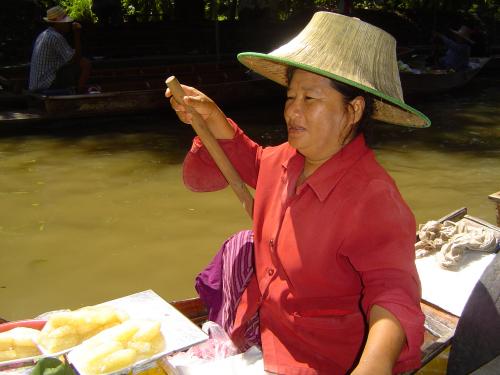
[[165, 81, 217, 124], [169, 96, 192, 124], [165, 83, 198, 99]]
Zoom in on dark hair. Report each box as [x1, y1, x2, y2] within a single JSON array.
[[286, 68, 374, 145], [329, 79, 374, 145]]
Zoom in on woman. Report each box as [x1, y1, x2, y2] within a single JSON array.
[[167, 12, 430, 375]]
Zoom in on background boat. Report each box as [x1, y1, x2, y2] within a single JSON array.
[[0, 60, 284, 123], [400, 57, 490, 97]]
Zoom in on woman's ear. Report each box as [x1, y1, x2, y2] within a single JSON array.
[[349, 96, 365, 125]]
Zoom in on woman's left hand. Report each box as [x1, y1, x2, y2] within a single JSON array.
[[350, 362, 392, 375], [352, 305, 405, 375]]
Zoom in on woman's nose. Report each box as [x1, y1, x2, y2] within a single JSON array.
[[285, 98, 301, 118]]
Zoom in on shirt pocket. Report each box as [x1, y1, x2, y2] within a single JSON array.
[[292, 310, 364, 331], [292, 309, 366, 349]]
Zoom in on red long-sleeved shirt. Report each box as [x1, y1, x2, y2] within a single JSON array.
[[183, 119, 424, 374]]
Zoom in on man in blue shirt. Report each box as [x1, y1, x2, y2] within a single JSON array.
[[29, 6, 91, 93], [434, 26, 473, 71]]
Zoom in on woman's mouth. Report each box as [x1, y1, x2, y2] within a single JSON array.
[[288, 125, 306, 135]]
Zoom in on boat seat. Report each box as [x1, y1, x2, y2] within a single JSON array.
[[446, 252, 500, 375]]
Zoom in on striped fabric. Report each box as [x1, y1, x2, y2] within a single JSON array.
[[195, 230, 260, 350], [28, 28, 75, 91]]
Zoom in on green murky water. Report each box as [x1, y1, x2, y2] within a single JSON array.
[[0, 70, 499, 326]]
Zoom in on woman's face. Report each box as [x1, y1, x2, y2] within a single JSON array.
[[284, 69, 359, 161]]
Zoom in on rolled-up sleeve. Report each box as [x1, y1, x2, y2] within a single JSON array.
[[344, 179, 424, 373], [182, 118, 262, 192]]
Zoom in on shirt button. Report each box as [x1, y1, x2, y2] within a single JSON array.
[[269, 239, 274, 247], [267, 268, 275, 276]]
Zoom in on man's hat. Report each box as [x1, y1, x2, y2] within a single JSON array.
[[238, 12, 430, 127], [43, 6, 73, 23], [451, 25, 474, 44]]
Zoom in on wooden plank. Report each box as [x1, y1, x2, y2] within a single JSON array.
[[488, 192, 500, 227], [421, 302, 458, 338], [0, 109, 46, 123], [436, 207, 467, 223], [463, 214, 500, 235], [401, 302, 459, 374], [170, 298, 208, 328]]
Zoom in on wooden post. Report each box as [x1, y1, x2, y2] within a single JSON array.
[[488, 191, 500, 227]]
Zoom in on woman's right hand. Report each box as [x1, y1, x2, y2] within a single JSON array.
[[165, 84, 219, 124], [165, 83, 235, 139]]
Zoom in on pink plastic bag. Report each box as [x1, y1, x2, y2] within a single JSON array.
[[186, 321, 240, 360]]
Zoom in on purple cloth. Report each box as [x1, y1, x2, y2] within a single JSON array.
[[195, 230, 260, 348], [195, 246, 224, 324]]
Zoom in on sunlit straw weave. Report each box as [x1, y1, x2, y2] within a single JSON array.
[[238, 12, 430, 127]]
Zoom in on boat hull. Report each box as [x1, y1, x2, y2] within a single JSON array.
[[400, 57, 490, 96]]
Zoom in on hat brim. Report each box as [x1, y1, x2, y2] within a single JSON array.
[[43, 16, 73, 23], [238, 52, 431, 128], [450, 30, 474, 44]]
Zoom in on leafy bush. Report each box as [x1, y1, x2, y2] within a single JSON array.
[[59, 0, 97, 23]]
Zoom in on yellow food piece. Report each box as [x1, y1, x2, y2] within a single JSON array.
[[127, 340, 152, 355], [46, 311, 73, 327], [74, 320, 165, 375], [10, 327, 41, 347], [149, 336, 165, 354], [39, 333, 80, 354], [47, 325, 77, 339], [95, 348, 137, 373], [37, 305, 128, 353], [13, 346, 40, 358], [106, 320, 140, 343], [0, 336, 13, 351], [0, 327, 42, 362], [0, 350, 17, 362], [132, 321, 161, 342], [84, 341, 124, 370]]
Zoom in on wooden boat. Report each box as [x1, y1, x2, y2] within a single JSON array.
[[174, 200, 499, 374], [34, 62, 281, 118], [174, 290, 453, 373], [2, 193, 499, 372], [400, 57, 490, 96], [0, 61, 284, 123], [168, 208, 499, 374]]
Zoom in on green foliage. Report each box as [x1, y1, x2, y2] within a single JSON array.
[[60, 0, 96, 23], [19, 0, 500, 24], [121, 0, 172, 22], [37, 0, 96, 23]]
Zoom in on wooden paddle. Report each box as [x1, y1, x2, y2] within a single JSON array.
[[166, 76, 254, 218]]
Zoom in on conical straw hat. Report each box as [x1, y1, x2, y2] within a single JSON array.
[[238, 12, 430, 127]]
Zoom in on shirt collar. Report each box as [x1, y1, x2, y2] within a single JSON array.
[[282, 134, 370, 202]]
